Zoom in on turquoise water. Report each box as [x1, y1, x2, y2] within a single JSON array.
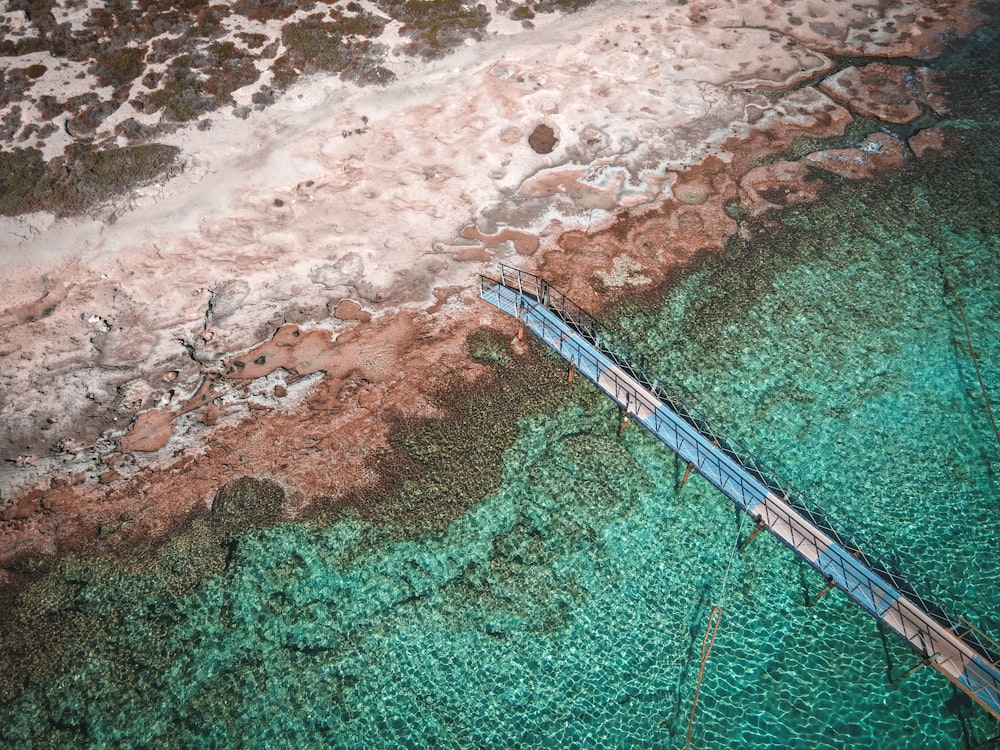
[[5, 32, 1000, 750]]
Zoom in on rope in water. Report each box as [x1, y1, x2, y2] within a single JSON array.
[[717, 511, 747, 606], [949, 287, 1000, 450], [685, 511, 747, 750], [685, 605, 722, 750]]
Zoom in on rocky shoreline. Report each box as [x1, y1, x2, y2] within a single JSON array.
[[0, 0, 989, 593]]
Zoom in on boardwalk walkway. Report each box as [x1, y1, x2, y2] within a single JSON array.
[[480, 264, 1000, 720]]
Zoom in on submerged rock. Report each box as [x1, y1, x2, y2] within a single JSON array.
[[819, 62, 948, 124], [211, 476, 285, 536]]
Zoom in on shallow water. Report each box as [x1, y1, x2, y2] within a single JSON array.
[[5, 27, 1000, 750]]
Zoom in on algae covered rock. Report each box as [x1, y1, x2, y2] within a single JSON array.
[[211, 476, 285, 535]]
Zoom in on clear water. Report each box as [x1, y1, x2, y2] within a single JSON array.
[[4, 33, 1000, 750]]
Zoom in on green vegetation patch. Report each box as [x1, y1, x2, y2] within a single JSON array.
[[233, 0, 312, 23], [386, 0, 490, 59], [0, 148, 47, 215], [93, 44, 147, 89], [273, 11, 392, 87], [203, 41, 261, 105], [510, 4, 535, 21], [280, 19, 353, 74], [0, 143, 181, 217], [529, 0, 597, 13], [144, 38, 262, 117], [468, 326, 513, 367], [145, 67, 215, 121], [494, 0, 598, 19]]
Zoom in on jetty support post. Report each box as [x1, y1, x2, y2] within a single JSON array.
[[739, 516, 768, 552]]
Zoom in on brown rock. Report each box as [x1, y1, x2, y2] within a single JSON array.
[[118, 409, 175, 453], [729, 89, 853, 169], [426, 285, 465, 314], [225, 326, 329, 380], [528, 123, 557, 154], [452, 246, 492, 263], [738, 161, 827, 216], [672, 177, 712, 205], [518, 167, 617, 211], [358, 388, 381, 409], [909, 128, 949, 159], [459, 225, 540, 257], [1, 488, 44, 521], [99, 469, 122, 485], [333, 299, 372, 322], [803, 132, 907, 180], [819, 63, 948, 124], [273, 384, 288, 398]]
